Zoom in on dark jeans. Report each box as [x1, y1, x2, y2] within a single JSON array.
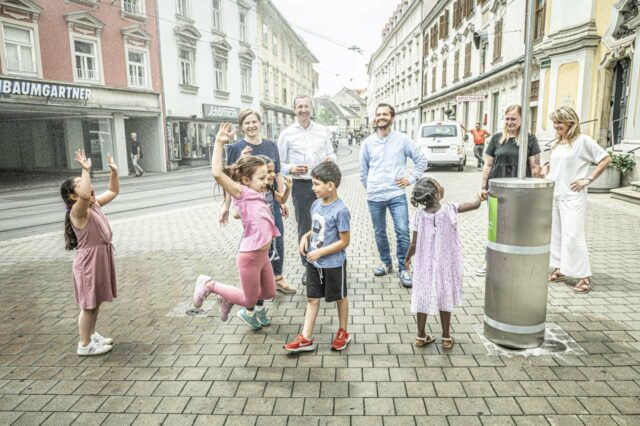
[[291, 179, 315, 266], [271, 202, 284, 276], [367, 195, 410, 272], [474, 144, 485, 167]]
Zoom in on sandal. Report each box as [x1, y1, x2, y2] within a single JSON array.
[[414, 335, 435, 347], [441, 336, 455, 349], [548, 268, 566, 283], [573, 278, 591, 294], [275, 277, 297, 294]]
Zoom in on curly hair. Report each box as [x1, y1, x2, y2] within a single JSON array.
[[60, 177, 78, 250], [411, 177, 440, 209]]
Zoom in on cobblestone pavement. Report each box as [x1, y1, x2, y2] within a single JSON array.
[[1, 166, 639, 425]]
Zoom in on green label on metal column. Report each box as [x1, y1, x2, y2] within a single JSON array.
[[488, 196, 498, 243]]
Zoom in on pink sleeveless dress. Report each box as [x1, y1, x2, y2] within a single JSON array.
[[71, 205, 117, 309]]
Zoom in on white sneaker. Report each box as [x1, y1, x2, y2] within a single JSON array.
[[92, 332, 113, 345], [77, 341, 113, 356]]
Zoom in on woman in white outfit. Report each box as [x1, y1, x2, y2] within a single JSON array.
[[543, 107, 611, 293]]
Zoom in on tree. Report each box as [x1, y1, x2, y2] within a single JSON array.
[[317, 106, 338, 125]]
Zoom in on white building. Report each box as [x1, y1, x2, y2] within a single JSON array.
[[157, 0, 259, 168], [367, 0, 425, 141]]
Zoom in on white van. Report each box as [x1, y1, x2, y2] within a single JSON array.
[[416, 121, 467, 171]]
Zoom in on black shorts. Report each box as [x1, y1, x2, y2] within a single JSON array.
[[306, 260, 347, 303]]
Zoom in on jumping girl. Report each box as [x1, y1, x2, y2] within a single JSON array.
[[193, 123, 280, 330], [60, 149, 119, 356], [405, 177, 486, 349]]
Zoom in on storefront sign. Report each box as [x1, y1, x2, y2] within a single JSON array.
[[456, 95, 487, 102], [202, 104, 240, 120], [0, 78, 91, 100]]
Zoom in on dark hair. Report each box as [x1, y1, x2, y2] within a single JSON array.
[[293, 95, 312, 109], [224, 155, 267, 183], [376, 103, 396, 118], [311, 162, 342, 188], [238, 109, 262, 127], [60, 177, 78, 250], [411, 177, 440, 209]]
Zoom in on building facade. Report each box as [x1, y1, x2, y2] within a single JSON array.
[[367, 0, 425, 141], [0, 0, 163, 177], [157, 0, 259, 169], [256, 0, 318, 140]]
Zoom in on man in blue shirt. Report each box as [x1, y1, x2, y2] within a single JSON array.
[[359, 103, 427, 288]]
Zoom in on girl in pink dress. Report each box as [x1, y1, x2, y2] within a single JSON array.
[[193, 123, 280, 330], [405, 177, 486, 349], [60, 149, 119, 356]]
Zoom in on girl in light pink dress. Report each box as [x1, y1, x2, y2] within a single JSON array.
[[61, 149, 119, 356], [405, 177, 486, 350]]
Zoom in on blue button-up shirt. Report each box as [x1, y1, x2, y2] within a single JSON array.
[[359, 131, 427, 202]]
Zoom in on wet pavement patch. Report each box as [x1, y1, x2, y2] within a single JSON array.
[[475, 322, 587, 357]]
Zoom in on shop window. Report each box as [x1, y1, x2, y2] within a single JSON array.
[[127, 49, 147, 88], [212, 0, 223, 32], [241, 64, 252, 96], [177, 121, 211, 160], [177, 0, 191, 18], [179, 48, 195, 86], [83, 119, 113, 172], [2, 24, 36, 75], [239, 7, 247, 42], [122, 0, 144, 16], [74, 39, 99, 82]]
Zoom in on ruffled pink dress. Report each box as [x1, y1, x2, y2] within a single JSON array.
[[71, 205, 117, 309], [411, 202, 463, 314]]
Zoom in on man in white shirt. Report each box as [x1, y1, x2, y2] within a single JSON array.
[[278, 95, 337, 284]]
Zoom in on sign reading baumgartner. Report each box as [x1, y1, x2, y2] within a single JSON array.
[[0, 78, 91, 100], [202, 104, 240, 120], [456, 95, 487, 102]]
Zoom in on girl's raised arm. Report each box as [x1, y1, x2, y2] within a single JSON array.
[[96, 154, 119, 207], [212, 123, 243, 198], [274, 175, 292, 204], [70, 150, 92, 222], [458, 191, 487, 213]]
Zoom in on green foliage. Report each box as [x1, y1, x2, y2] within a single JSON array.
[[317, 107, 337, 125], [608, 150, 636, 174]]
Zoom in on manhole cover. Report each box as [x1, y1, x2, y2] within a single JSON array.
[[185, 308, 204, 316], [540, 339, 567, 353]]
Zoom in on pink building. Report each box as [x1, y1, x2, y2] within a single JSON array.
[[0, 0, 165, 176]]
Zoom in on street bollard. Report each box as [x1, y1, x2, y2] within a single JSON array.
[[484, 178, 555, 349]]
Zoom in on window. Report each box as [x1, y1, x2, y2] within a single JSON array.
[[263, 65, 270, 99], [281, 38, 286, 60], [422, 32, 429, 58], [431, 67, 436, 92], [289, 45, 293, 67], [534, 0, 545, 40], [214, 57, 227, 92], [464, 42, 471, 76], [430, 25, 438, 48], [241, 65, 251, 96], [272, 32, 278, 56], [480, 46, 486, 73], [122, 0, 144, 16], [463, 0, 474, 18], [2, 25, 36, 75], [453, 1, 462, 28], [493, 19, 503, 61], [212, 0, 222, 32], [453, 51, 459, 81], [239, 8, 247, 42], [74, 39, 99, 81], [179, 48, 195, 86], [274, 70, 279, 103], [177, 0, 190, 18], [439, 10, 449, 39], [127, 49, 147, 87], [262, 23, 268, 48], [442, 59, 447, 87]]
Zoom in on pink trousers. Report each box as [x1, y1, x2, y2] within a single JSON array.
[[211, 250, 276, 308]]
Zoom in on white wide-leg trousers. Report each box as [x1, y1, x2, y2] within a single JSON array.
[[549, 197, 591, 278]]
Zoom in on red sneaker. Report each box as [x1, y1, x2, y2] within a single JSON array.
[[331, 328, 351, 351], [283, 334, 315, 353]]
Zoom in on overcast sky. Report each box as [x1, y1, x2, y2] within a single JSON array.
[[271, 0, 402, 97]]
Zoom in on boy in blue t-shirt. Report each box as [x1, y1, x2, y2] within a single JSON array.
[[284, 162, 351, 353]]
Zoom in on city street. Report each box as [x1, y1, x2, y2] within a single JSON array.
[[0, 147, 639, 425]]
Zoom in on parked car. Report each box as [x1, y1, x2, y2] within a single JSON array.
[[416, 121, 467, 171]]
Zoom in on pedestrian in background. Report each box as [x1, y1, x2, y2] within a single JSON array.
[[60, 149, 119, 356], [477, 104, 541, 276], [278, 95, 336, 285], [359, 103, 427, 288], [543, 106, 611, 294], [221, 109, 296, 294], [193, 123, 279, 330], [130, 132, 144, 177], [284, 162, 351, 353], [461, 122, 491, 168], [405, 177, 487, 349]]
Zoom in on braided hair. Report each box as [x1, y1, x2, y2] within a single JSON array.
[[60, 177, 78, 250], [410, 177, 440, 209]]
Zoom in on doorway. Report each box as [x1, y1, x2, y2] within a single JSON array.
[[610, 58, 630, 145]]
